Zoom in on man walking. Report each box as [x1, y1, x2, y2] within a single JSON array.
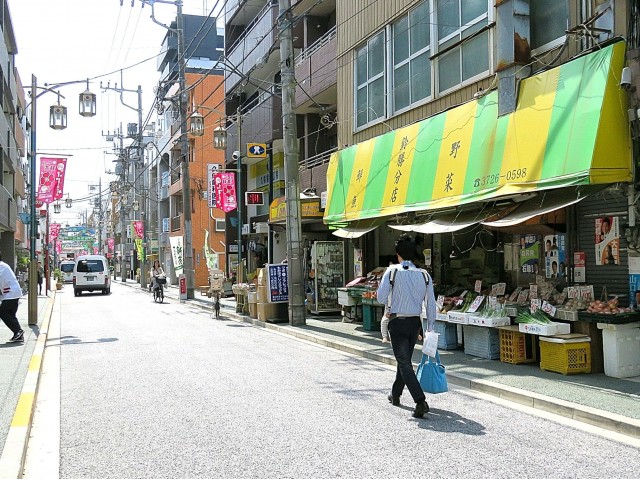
[[377, 235, 436, 418], [0, 253, 24, 342]]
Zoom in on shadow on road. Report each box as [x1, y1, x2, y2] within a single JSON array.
[[417, 408, 486, 436], [56, 336, 119, 345]]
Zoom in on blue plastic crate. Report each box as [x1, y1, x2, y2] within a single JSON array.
[[463, 325, 500, 359], [433, 320, 458, 350]]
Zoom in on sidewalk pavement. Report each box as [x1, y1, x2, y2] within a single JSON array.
[[139, 279, 640, 441]]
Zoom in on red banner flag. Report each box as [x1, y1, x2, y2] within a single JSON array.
[[214, 172, 237, 213], [50, 223, 61, 240], [108, 238, 114, 252], [54, 158, 67, 200], [37, 157, 59, 204], [55, 240, 62, 254]]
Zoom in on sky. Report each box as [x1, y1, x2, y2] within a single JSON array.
[[9, 0, 219, 226]]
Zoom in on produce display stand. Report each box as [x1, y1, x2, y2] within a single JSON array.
[[433, 320, 458, 350], [362, 297, 384, 331], [463, 324, 500, 359]]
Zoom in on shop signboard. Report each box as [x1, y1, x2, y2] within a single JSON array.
[[266, 263, 288, 303]]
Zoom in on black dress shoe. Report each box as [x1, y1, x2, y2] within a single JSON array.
[[412, 400, 429, 418], [387, 394, 400, 407]]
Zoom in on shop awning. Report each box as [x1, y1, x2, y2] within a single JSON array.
[[324, 41, 631, 226]]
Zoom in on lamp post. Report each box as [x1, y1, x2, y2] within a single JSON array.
[[28, 75, 96, 324]]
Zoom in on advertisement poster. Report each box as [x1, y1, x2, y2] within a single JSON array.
[[574, 252, 586, 283], [169, 236, 184, 274], [543, 234, 566, 279], [214, 172, 237, 213], [629, 274, 640, 308], [519, 235, 540, 274], [354, 248, 363, 278], [595, 216, 620, 265], [267, 263, 289, 303]]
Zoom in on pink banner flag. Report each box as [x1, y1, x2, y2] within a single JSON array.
[[214, 172, 237, 213], [56, 240, 62, 254], [54, 158, 67, 200], [37, 157, 59, 204], [132, 221, 144, 239], [108, 238, 114, 252], [50, 223, 61, 240], [93, 246, 99, 255]]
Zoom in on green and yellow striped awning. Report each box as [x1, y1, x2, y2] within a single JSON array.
[[324, 41, 632, 226]]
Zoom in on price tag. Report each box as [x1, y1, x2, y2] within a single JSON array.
[[495, 283, 506, 296], [567, 286, 578, 299], [517, 290, 529, 305], [541, 300, 557, 317], [467, 295, 485, 313], [488, 296, 498, 308], [436, 295, 445, 309], [579, 285, 594, 300], [530, 298, 542, 313], [508, 287, 522, 302], [474, 280, 482, 293], [530, 284, 538, 299]]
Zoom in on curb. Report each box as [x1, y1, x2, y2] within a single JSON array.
[[132, 283, 640, 440], [0, 292, 56, 479]]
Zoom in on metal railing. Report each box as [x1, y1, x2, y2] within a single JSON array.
[[295, 26, 337, 65], [299, 147, 337, 170]]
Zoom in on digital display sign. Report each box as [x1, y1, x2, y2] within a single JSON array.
[[245, 191, 265, 206]]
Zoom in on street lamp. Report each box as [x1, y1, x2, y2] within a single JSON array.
[[49, 94, 67, 130], [189, 110, 204, 137], [213, 125, 227, 150], [79, 80, 97, 117], [53, 203, 61, 214]]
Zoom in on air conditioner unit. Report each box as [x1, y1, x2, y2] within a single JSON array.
[[254, 222, 269, 234]]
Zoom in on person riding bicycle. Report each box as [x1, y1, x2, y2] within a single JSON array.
[[149, 260, 165, 293]]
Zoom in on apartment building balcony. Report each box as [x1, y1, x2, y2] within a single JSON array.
[[225, 93, 282, 165], [225, 2, 279, 94], [168, 175, 184, 197], [157, 31, 178, 73], [295, 26, 337, 112], [0, 184, 16, 232]]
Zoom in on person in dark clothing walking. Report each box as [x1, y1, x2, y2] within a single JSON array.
[[376, 235, 437, 418], [37, 261, 44, 295], [0, 253, 24, 342]]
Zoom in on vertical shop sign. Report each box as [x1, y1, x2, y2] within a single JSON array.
[[595, 216, 620, 265], [519, 235, 540, 274], [207, 164, 220, 208], [573, 252, 586, 283], [544, 234, 566, 279], [628, 256, 640, 307], [267, 263, 288, 303], [169, 236, 184, 274]]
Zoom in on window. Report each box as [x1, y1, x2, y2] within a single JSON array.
[[355, 31, 385, 128], [436, 0, 489, 93], [77, 260, 104, 273], [531, 0, 568, 52], [392, 1, 431, 112], [215, 219, 225, 232]]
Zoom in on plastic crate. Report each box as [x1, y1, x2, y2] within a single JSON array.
[[600, 325, 640, 378], [499, 327, 537, 364], [539, 337, 591, 375], [463, 325, 500, 359], [433, 320, 458, 350], [363, 304, 382, 331]]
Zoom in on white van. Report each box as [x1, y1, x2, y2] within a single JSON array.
[[73, 255, 111, 296], [59, 260, 75, 283]]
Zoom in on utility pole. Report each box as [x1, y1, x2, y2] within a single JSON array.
[[119, 124, 127, 282], [177, 2, 195, 299], [98, 177, 103, 254], [278, 0, 305, 325], [236, 107, 243, 282]]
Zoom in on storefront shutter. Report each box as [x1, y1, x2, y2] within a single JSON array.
[[576, 192, 629, 302]]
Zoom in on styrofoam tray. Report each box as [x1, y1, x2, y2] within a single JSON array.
[[519, 322, 571, 336], [468, 316, 511, 327]]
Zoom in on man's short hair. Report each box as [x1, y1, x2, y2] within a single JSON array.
[[395, 235, 417, 261]]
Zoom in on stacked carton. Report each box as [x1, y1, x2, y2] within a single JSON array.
[[256, 268, 278, 322], [341, 304, 362, 323]]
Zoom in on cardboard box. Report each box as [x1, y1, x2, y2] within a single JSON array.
[[257, 268, 267, 287], [447, 311, 470, 324], [468, 316, 511, 327], [257, 285, 268, 304], [257, 302, 278, 322], [519, 322, 571, 336]]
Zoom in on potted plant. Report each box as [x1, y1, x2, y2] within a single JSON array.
[[53, 268, 63, 290]]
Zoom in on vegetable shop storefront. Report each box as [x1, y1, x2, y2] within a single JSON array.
[[324, 40, 640, 378]]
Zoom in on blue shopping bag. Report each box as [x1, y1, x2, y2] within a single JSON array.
[[416, 351, 448, 394]]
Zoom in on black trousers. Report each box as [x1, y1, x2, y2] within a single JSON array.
[[0, 298, 21, 335], [388, 316, 425, 404]]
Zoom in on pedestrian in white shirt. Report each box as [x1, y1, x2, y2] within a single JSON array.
[[0, 253, 24, 342], [376, 235, 436, 418]]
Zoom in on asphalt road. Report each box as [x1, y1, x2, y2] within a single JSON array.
[[23, 282, 640, 478]]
